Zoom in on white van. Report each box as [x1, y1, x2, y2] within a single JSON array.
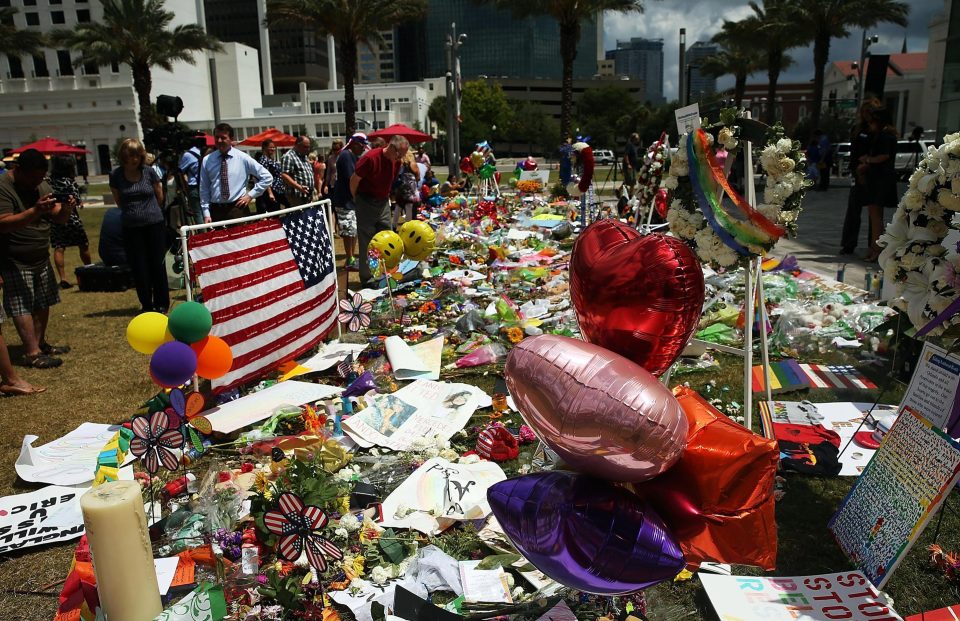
[[593, 149, 616, 165]]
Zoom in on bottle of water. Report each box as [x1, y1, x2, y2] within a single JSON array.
[[836, 263, 846, 283]]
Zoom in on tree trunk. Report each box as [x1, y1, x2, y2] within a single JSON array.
[[810, 30, 830, 131], [340, 38, 357, 134], [765, 51, 780, 126], [734, 72, 747, 108], [558, 19, 580, 141], [131, 61, 154, 138]]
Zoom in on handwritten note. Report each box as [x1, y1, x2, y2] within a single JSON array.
[[459, 560, 512, 604], [899, 341, 960, 430]]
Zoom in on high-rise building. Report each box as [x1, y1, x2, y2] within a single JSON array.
[[685, 41, 718, 102], [423, 0, 602, 80], [605, 37, 664, 104], [358, 30, 396, 84], [204, 0, 333, 95]]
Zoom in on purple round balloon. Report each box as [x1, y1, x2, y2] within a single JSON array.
[[149, 341, 198, 388], [487, 471, 685, 595], [505, 335, 687, 482]]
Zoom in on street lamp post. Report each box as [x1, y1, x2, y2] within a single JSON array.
[[857, 31, 880, 109], [445, 22, 467, 179]]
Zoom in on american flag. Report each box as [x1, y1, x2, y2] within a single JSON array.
[[187, 206, 338, 392]]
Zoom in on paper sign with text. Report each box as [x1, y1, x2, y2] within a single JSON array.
[[0, 485, 85, 555], [829, 409, 960, 587], [675, 103, 701, 135], [898, 341, 960, 431], [700, 572, 902, 621]]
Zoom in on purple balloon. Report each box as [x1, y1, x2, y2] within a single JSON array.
[[342, 370, 377, 398], [487, 472, 685, 595], [149, 341, 198, 388]]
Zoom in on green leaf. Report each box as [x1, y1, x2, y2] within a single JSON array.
[[188, 426, 204, 453], [379, 528, 406, 564], [476, 553, 521, 570]]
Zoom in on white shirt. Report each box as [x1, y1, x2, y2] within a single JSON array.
[[199, 146, 273, 217]]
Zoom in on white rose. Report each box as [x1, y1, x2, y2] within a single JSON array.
[[778, 158, 795, 173], [335, 527, 348, 540], [339, 513, 361, 532], [370, 566, 391, 585], [439, 448, 459, 461], [777, 138, 794, 152]]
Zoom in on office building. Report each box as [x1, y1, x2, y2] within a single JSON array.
[[685, 41, 718, 101], [485, 76, 645, 121], [204, 0, 334, 95], [424, 0, 602, 80], [605, 37, 664, 104], [358, 30, 396, 84]]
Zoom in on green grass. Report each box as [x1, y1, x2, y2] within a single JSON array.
[[1, 209, 959, 618]]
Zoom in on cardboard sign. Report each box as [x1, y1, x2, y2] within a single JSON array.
[[674, 103, 701, 135], [700, 572, 902, 621], [829, 409, 960, 587]]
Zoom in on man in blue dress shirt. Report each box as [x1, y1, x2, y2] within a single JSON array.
[[177, 138, 206, 225], [200, 123, 273, 223]]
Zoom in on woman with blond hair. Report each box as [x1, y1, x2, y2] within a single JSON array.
[[109, 138, 169, 313], [392, 151, 421, 228]]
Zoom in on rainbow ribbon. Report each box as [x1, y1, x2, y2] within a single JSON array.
[[696, 129, 785, 238], [687, 132, 752, 255]]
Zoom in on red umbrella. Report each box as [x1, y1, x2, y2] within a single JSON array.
[[198, 132, 216, 148], [14, 137, 90, 155], [238, 128, 297, 147], [368, 123, 434, 143]]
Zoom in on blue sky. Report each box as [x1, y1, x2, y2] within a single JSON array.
[[603, 0, 944, 100]]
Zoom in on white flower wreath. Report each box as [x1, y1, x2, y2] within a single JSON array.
[[634, 136, 668, 212], [663, 110, 808, 268], [878, 132, 960, 334]]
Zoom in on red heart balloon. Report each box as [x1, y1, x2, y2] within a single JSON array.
[[570, 221, 704, 376]]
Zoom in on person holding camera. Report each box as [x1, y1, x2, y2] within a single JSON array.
[[109, 138, 169, 315], [0, 148, 76, 369]]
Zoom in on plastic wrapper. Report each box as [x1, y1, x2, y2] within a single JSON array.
[[455, 309, 486, 334], [454, 343, 507, 368]]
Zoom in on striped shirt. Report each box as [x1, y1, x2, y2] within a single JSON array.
[[108, 166, 164, 228], [281, 150, 314, 199]]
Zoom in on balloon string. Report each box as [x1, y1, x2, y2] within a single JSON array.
[[696, 129, 785, 238], [689, 132, 771, 247], [687, 134, 751, 255]]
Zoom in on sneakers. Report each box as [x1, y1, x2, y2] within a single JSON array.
[[345, 257, 359, 271]]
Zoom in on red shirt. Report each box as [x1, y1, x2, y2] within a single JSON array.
[[354, 147, 400, 200]]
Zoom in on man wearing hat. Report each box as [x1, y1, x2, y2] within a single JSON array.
[[331, 133, 367, 270], [350, 135, 409, 286]]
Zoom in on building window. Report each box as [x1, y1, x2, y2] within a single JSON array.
[[310, 102, 322, 114], [25, 12, 39, 25], [336, 101, 343, 113], [76, 9, 90, 22], [7, 55, 23, 78], [50, 0, 62, 4], [110, 60, 120, 73], [83, 60, 98, 75], [57, 50, 73, 76], [32, 53, 48, 77], [359, 99, 366, 111], [798, 105, 807, 119], [22, 0, 36, 5], [323, 101, 333, 114], [0, 0, 10, 8], [51, 11, 65, 24]]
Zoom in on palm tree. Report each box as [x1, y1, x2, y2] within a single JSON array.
[[792, 0, 908, 131], [700, 20, 764, 108], [49, 0, 221, 136], [0, 8, 44, 58], [267, 0, 426, 135], [480, 0, 644, 140], [744, 0, 807, 126]]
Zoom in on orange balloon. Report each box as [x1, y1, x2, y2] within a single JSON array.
[[190, 335, 233, 379]]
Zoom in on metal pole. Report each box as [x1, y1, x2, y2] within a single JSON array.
[[445, 71, 456, 179], [857, 30, 866, 107], [678, 28, 686, 106]]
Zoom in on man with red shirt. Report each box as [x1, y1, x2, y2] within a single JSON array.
[[350, 135, 409, 285]]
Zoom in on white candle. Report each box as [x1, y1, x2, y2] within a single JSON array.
[[81, 481, 162, 621]]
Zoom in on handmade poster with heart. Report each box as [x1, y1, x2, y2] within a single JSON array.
[[570, 221, 704, 377]]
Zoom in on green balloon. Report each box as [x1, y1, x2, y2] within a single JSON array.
[[479, 163, 496, 180], [168, 301, 213, 344]]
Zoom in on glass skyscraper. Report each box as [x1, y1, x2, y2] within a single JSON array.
[[423, 0, 600, 80]]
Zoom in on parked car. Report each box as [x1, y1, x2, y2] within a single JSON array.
[[593, 149, 616, 165], [895, 140, 934, 179]]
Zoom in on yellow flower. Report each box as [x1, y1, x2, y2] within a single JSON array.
[[337, 495, 351, 515], [253, 471, 269, 494], [506, 327, 524, 344], [674, 569, 694, 582]]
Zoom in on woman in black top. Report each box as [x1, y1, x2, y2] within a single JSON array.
[[840, 98, 882, 255], [48, 155, 92, 288], [859, 107, 898, 262], [256, 139, 291, 213], [109, 138, 170, 313]]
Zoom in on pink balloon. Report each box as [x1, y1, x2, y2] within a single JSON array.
[[505, 335, 687, 482]]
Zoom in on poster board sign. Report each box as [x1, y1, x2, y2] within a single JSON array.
[[828, 409, 960, 587], [700, 572, 902, 621], [518, 170, 550, 185], [674, 103, 701, 135], [0, 485, 86, 555], [898, 341, 960, 431]]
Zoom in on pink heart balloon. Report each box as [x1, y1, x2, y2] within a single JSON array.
[[570, 221, 705, 377], [505, 335, 687, 482]]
